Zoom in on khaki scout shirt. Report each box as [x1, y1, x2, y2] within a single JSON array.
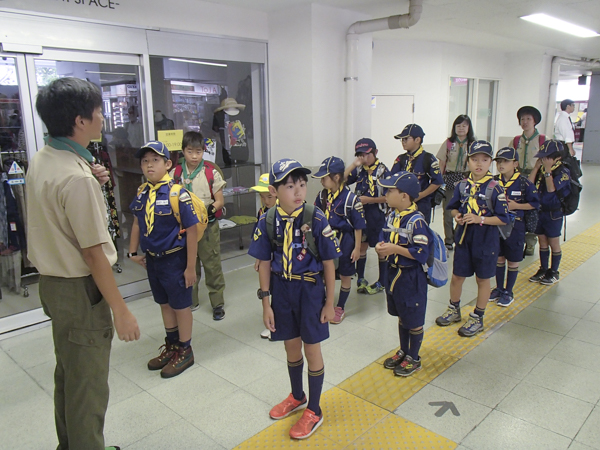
[[172, 163, 226, 207], [26, 145, 117, 277], [436, 139, 469, 173], [508, 132, 543, 172]]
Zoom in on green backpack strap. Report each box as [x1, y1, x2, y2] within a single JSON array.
[[265, 204, 320, 260]]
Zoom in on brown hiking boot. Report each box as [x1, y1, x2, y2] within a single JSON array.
[[147, 338, 177, 371], [160, 345, 194, 378]]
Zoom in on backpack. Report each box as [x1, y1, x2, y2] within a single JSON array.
[[458, 179, 515, 239], [513, 134, 545, 153], [265, 204, 339, 269], [173, 161, 223, 219], [136, 183, 208, 242], [317, 189, 356, 228], [519, 175, 539, 233], [387, 211, 448, 288], [395, 151, 444, 207], [552, 162, 582, 216]]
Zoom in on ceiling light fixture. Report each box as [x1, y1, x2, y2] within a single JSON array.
[[169, 58, 227, 67], [85, 71, 136, 76], [520, 13, 599, 38]]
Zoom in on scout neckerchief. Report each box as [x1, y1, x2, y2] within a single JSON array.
[[465, 172, 493, 215], [520, 129, 539, 170], [406, 146, 424, 172], [276, 200, 303, 280], [325, 184, 344, 219], [45, 136, 94, 165], [499, 171, 520, 191], [454, 138, 467, 172], [182, 160, 204, 192], [362, 159, 380, 196], [145, 173, 171, 236], [390, 202, 418, 264], [536, 161, 562, 189]]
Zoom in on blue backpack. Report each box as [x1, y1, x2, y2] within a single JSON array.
[[391, 212, 448, 288]]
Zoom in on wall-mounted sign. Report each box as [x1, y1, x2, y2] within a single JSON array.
[[59, 0, 121, 10], [157, 129, 184, 152]]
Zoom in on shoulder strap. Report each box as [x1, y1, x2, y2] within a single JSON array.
[[303, 204, 320, 260], [173, 165, 183, 184], [266, 206, 277, 250], [484, 179, 498, 212], [447, 139, 453, 151], [319, 189, 327, 212], [169, 184, 183, 228], [539, 134, 545, 146], [513, 136, 520, 150], [204, 162, 215, 199]]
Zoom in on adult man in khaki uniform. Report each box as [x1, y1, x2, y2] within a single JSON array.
[[27, 77, 140, 450]]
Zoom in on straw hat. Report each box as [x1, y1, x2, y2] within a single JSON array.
[[214, 97, 246, 115]]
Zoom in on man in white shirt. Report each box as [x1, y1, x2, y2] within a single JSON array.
[[554, 99, 576, 156]]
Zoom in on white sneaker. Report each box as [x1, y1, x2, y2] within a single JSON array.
[[260, 329, 270, 339]]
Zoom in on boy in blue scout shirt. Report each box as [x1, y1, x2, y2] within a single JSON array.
[[344, 138, 390, 295], [390, 124, 444, 225], [312, 156, 366, 324], [376, 172, 433, 377], [527, 140, 571, 285], [129, 141, 200, 378], [490, 148, 540, 307], [249, 158, 341, 440], [435, 140, 510, 337]]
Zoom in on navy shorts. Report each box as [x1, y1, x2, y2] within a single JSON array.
[[363, 206, 385, 247], [385, 265, 427, 329], [453, 228, 499, 279], [499, 221, 525, 262], [337, 232, 356, 277], [146, 248, 192, 310], [270, 273, 329, 345], [535, 211, 563, 238]]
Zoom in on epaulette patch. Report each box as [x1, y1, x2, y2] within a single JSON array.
[[179, 191, 191, 202], [497, 193, 506, 202], [253, 228, 262, 241], [354, 201, 364, 211]]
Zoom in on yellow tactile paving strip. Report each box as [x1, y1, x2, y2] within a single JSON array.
[[236, 221, 600, 450]]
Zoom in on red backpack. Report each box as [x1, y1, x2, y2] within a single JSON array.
[[173, 161, 223, 219], [512, 134, 545, 151]]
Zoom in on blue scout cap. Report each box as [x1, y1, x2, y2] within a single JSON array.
[[355, 138, 377, 155], [468, 140, 493, 157], [269, 158, 311, 185], [494, 147, 519, 162], [535, 139, 563, 158], [312, 157, 346, 178], [135, 141, 170, 159], [394, 124, 425, 140], [377, 172, 420, 198]]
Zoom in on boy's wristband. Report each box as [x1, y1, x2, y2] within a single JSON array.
[[480, 216, 485, 226]]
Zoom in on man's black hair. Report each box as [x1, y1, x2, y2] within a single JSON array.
[[560, 99, 574, 111], [182, 131, 204, 150], [272, 170, 308, 190], [35, 77, 103, 137]]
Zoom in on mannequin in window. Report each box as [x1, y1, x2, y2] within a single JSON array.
[[125, 106, 144, 148]]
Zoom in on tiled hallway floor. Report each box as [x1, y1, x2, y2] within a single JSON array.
[[2, 165, 600, 450]]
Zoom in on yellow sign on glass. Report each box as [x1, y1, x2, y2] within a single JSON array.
[[157, 129, 184, 152]]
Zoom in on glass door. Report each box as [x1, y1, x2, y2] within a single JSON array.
[[475, 79, 499, 143]]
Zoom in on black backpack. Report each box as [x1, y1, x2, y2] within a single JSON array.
[[395, 151, 444, 207], [554, 153, 582, 216]]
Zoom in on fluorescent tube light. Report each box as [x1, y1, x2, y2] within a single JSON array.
[[85, 71, 136, 76], [169, 58, 227, 67], [521, 14, 599, 38]]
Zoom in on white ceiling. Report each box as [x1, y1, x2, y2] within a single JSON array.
[[204, 0, 600, 58]]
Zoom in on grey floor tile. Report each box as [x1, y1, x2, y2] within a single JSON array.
[[497, 382, 594, 439], [554, 281, 600, 304], [532, 293, 593, 319], [124, 419, 226, 450], [321, 344, 381, 385], [187, 389, 273, 449], [424, 300, 455, 329], [147, 366, 237, 419], [574, 405, 600, 449], [326, 325, 398, 361], [342, 297, 389, 326], [0, 348, 23, 379], [548, 338, 600, 373], [582, 303, 600, 324], [569, 441, 598, 450], [326, 314, 366, 343], [104, 391, 181, 448], [109, 332, 162, 368], [26, 359, 54, 396], [461, 410, 571, 450], [511, 306, 579, 335], [524, 357, 600, 404], [394, 384, 492, 443], [430, 359, 520, 408], [567, 320, 600, 346], [192, 329, 246, 364], [1, 329, 55, 369]]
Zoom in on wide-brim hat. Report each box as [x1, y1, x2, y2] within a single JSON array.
[[517, 106, 542, 125], [250, 173, 270, 193], [214, 97, 246, 114]]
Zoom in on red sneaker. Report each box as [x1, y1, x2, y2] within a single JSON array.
[[269, 393, 307, 420], [289, 408, 323, 439]]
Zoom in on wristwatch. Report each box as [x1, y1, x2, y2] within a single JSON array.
[[544, 172, 552, 178], [126, 252, 138, 258], [257, 288, 271, 299]]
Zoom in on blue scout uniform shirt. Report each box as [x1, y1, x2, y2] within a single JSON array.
[[249, 205, 342, 274], [390, 147, 444, 202], [447, 175, 510, 244], [497, 173, 540, 222], [313, 187, 366, 235], [383, 208, 432, 268], [535, 163, 571, 213], [346, 161, 389, 213], [130, 182, 199, 254]]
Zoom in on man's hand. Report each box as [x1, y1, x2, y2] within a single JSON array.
[[91, 164, 110, 186], [184, 267, 197, 288], [320, 303, 335, 323], [113, 309, 140, 342]]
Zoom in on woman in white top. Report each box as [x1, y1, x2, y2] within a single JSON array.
[[436, 114, 475, 250]]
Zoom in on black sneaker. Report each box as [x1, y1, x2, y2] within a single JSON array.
[[528, 267, 547, 283], [383, 349, 406, 369], [393, 355, 422, 377], [213, 306, 225, 321], [540, 270, 559, 285]]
